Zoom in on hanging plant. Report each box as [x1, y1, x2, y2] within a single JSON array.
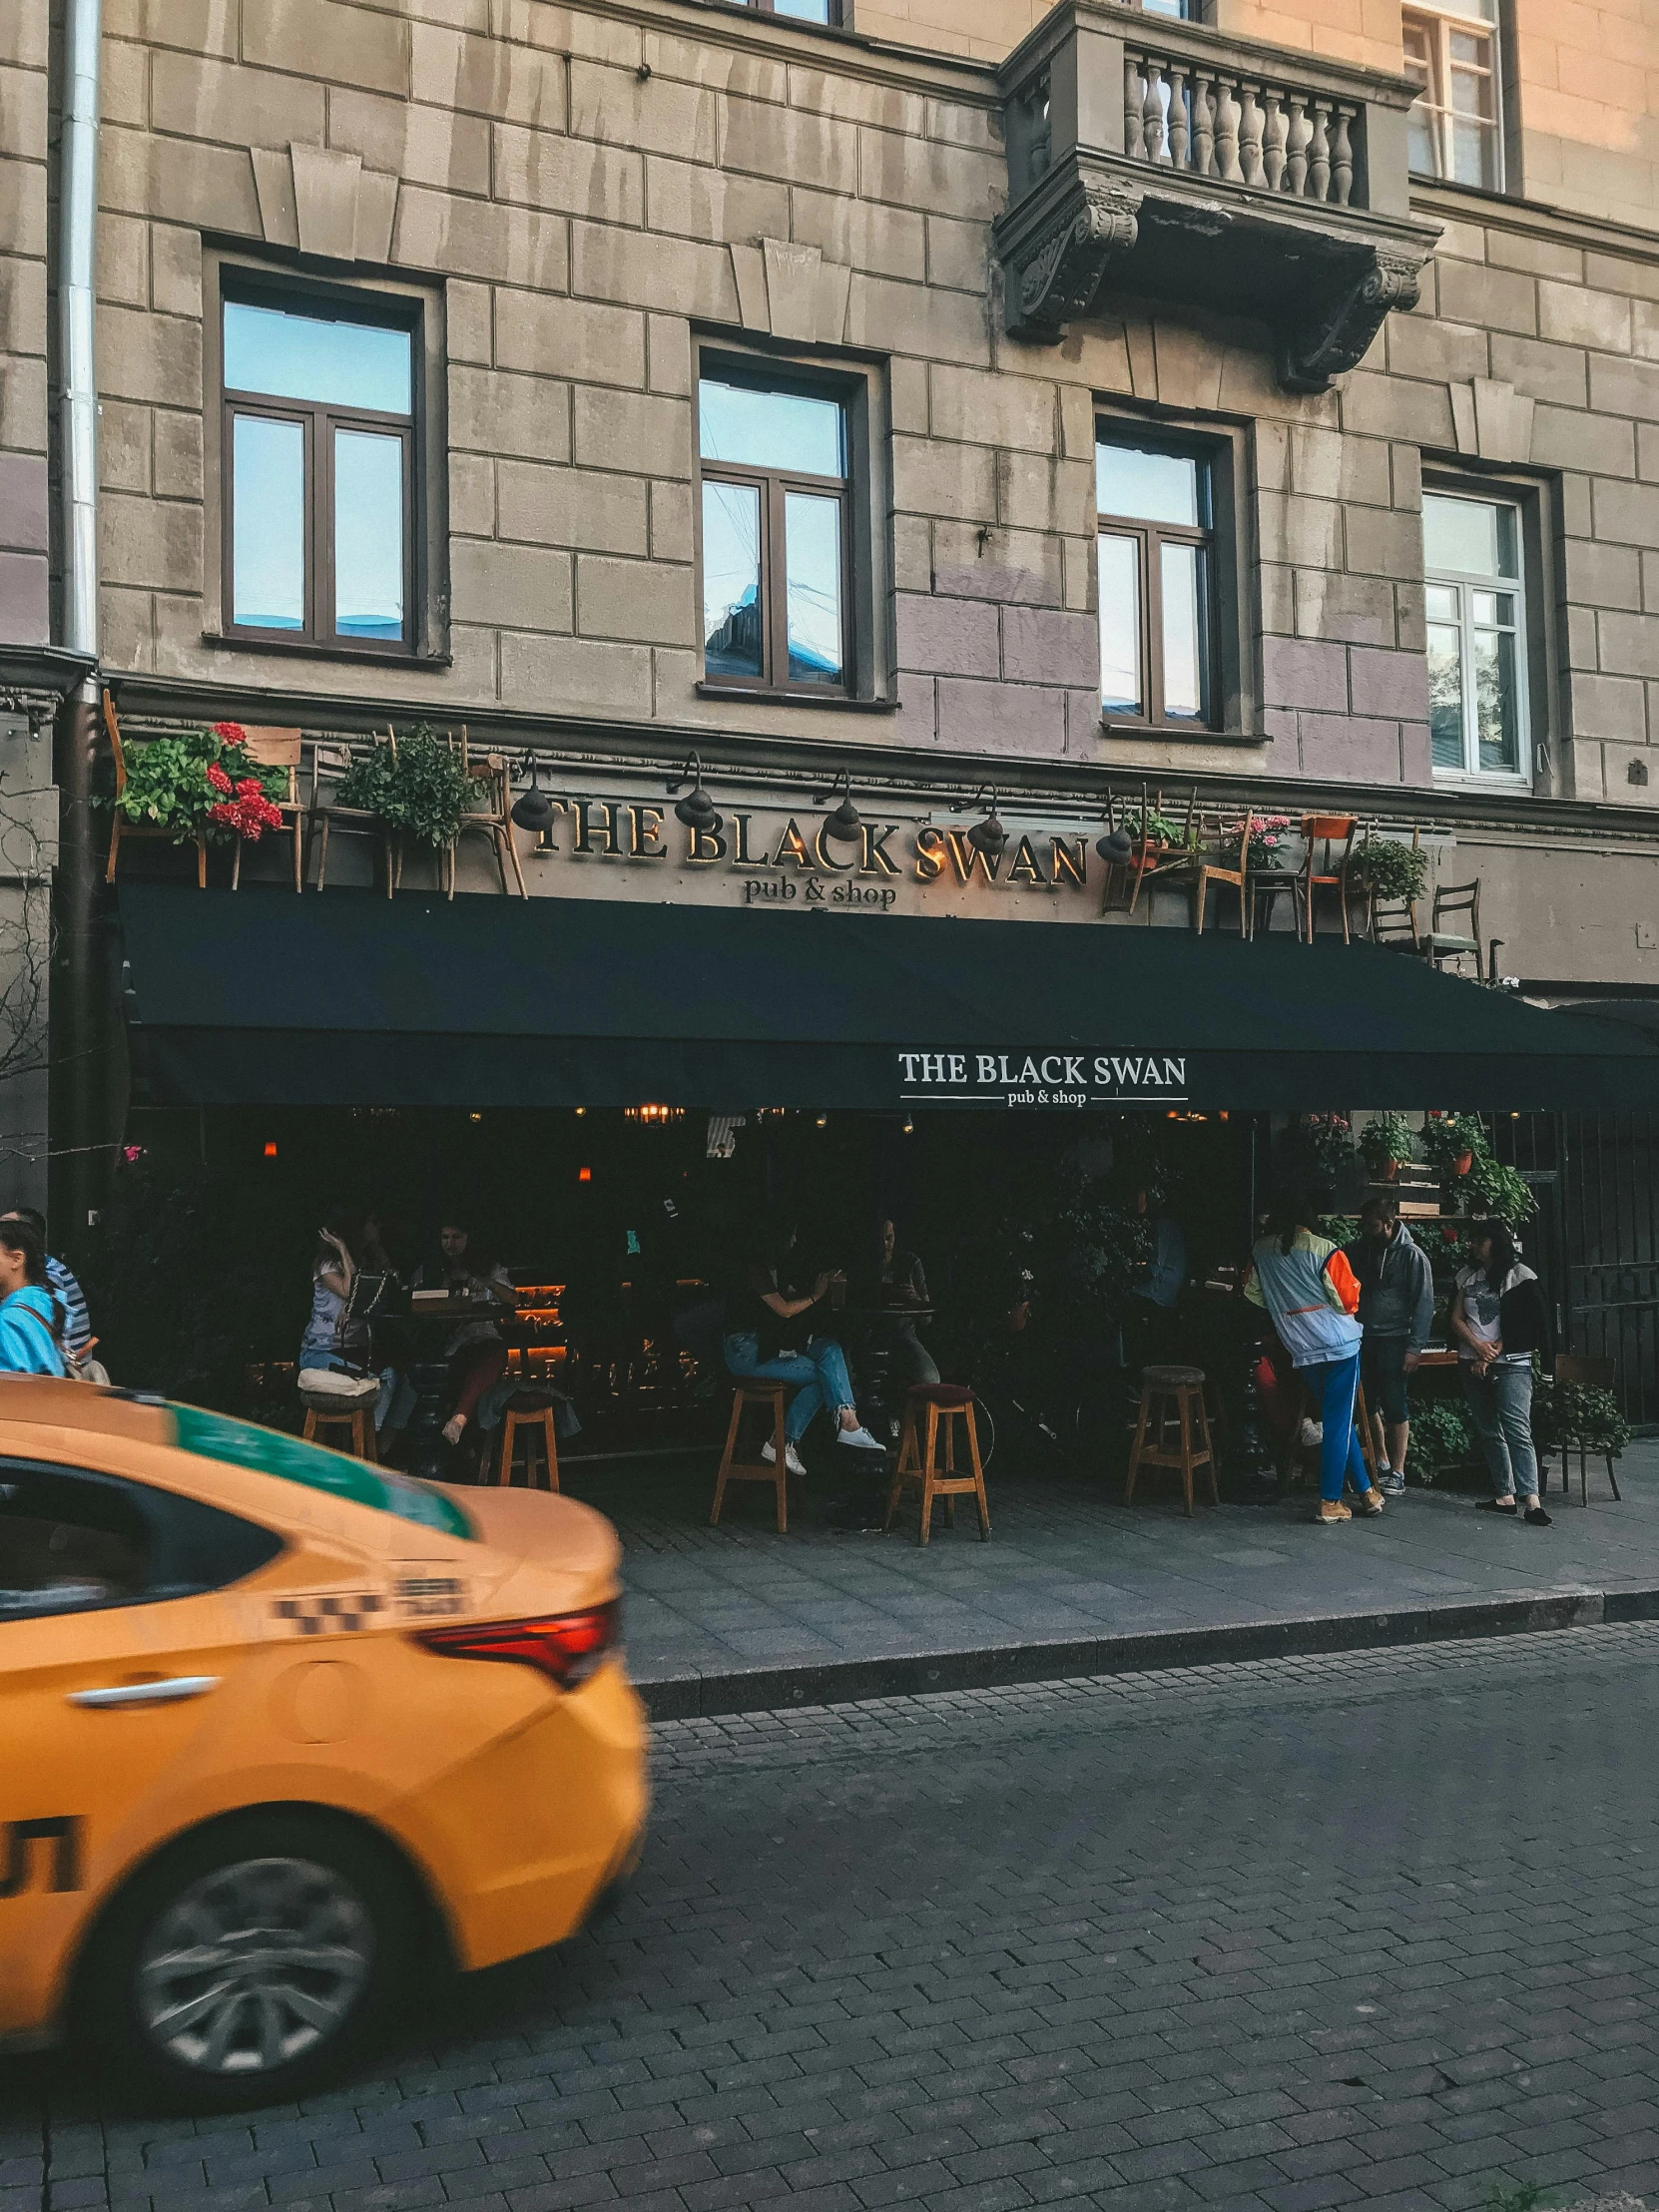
[[1359, 1111, 1416, 1177], [1352, 838, 1430, 902], [335, 727, 482, 849], [1464, 1153, 1536, 1229], [1291, 1112, 1355, 1176]]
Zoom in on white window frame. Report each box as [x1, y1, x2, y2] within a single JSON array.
[[1402, 2, 1504, 192], [1424, 490, 1531, 789]]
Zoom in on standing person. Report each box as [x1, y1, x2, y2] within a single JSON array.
[[412, 1220, 516, 1449], [860, 1218, 941, 1389], [1345, 1195, 1433, 1496], [1451, 1220, 1552, 1527], [1245, 1190, 1383, 1525], [1, 1207, 91, 1362], [724, 1218, 883, 1474], [0, 1217, 66, 1377]]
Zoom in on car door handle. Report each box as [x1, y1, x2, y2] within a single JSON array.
[[68, 1675, 219, 1708]]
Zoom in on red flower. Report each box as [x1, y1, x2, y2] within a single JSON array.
[[206, 761, 233, 794], [213, 721, 248, 745]]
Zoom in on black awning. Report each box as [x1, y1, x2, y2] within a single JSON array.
[[116, 884, 1659, 1113]]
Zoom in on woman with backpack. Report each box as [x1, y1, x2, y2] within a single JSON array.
[[0, 1216, 68, 1377]]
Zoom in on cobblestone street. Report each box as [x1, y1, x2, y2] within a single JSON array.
[[10, 1624, 1659, 2212]]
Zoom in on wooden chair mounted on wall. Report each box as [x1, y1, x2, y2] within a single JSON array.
[[1127, 784, 1200, 916], [1366, 826, 1423, 951], [1422, 878, 1483, 975], [103, 690, 208, 888], [448, 730, 528, 900], [230, 727, 304, 891], [307, 731, 394, 893], [1193, 802, 1253, 937], [1298, 814, 1360, 943]]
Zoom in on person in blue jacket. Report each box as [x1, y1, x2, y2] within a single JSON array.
[[0, 1216, 67, 1376]]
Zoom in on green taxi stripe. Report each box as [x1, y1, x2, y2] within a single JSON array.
[[169, 1404, 473, 1541]]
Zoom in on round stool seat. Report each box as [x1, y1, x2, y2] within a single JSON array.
[[504, 1388, 556, 1412], [300, 1381, 378, 1414], [907, 1382, 975, 1407], [1142, 1364, 1205, 1388]]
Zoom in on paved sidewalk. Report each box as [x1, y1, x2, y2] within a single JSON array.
[[554, 1439, 1659, 1716]]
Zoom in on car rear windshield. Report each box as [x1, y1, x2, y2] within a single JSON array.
[[169, 1405, 474, 1541]]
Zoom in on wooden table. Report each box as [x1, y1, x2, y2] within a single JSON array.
[[379, 1294, 523, 1482]]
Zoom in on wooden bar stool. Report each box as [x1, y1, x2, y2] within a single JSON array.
[[493, 1389, 560, 1490], [885, 1383, 990, 1546], [300, 1384, 378, 1462], [1124, 1366, 1218, 1515], [710, 1382, 792, 1532]]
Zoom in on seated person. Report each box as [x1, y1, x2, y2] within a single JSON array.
[[860, 1218, 941, 1389], [411, 1219, 517, 1448], [299, 1214, 364, 1374], [723, 1219, 882, 1475]]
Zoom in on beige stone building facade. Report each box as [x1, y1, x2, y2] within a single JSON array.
[[3, 0, 1659, 1211]]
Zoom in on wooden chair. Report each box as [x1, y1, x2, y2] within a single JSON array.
[[1367, 827, 1423, 951], [1298, 814, 1360, 943], [1126, 784, 1201, 916], [885, 1383, 989, 1545], [710, 1382, 792, 1532], [230, 727, 304, 891], [1552, 1355, 1623, 1505], [308, 733, 394, 893], [1193, 804, 1253, 937], [492, 1389, 560, 1490], [1124, 1365, 1219, 1515], [1421, 878, 1482, 975], [102, 689, 207, 888], [447, 733, 528, 900]]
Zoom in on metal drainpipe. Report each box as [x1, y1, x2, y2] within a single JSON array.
[[54, 0, 103, 1251]]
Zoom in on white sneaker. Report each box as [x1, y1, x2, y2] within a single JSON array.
[[836, 1424, 885, 1451], [761, 1439, 807, 1476], [1300, 1417, 1324, 1447]]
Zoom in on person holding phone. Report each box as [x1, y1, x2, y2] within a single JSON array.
[[298, 1212, 359, 1374]]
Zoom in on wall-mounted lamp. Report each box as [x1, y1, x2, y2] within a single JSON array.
[[667, 751, 722, 834]]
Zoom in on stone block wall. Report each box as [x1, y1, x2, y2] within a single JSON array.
[[0, 0, 51, 645]]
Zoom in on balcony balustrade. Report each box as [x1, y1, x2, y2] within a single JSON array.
[[996, 2, 1440, 391]]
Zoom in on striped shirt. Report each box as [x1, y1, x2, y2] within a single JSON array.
[[47, 1256, 92, 1358]]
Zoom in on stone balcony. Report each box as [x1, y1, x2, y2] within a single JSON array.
[[996, 1, 1441, 391]]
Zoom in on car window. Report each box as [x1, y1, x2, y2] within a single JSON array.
[[0, 1461, 284, 1622], [168, 1405, 473, 1540]]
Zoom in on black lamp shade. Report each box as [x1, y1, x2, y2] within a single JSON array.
[[824, 796, 862, 843], [968, 812, 1007, 857], [512, 787, 554, 833], [1096, 827, 1134, 865], [674, 788, 722, 833]]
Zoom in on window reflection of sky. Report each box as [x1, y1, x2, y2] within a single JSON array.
[[698, 378, 845, 476], [232, 414, 304, 629], [224, 301, 411, 414], [334, 431, 404, 638]]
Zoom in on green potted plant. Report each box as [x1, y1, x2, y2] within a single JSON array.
[[1464, 1151, 1536, 1229], [1290, 1112, 1354, 1177], [336, 727, 482, 852], [1421, 1110, 1484, 1180], [114, 721, 286, 848], [1359, 1111, 1416, 1180], [1351, 836, 1429, 904]]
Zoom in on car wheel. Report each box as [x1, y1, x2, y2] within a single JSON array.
[[84, 1812, 416, 2109]]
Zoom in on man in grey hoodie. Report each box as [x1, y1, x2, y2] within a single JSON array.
[[1346, 1196, 1435, 1495]]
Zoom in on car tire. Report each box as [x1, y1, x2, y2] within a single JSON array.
[[81, 1810, 419, 2110]]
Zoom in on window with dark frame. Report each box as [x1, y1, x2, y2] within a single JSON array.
[[222, 293, 417, 655], [730, 0, 841, 20], [1422, 487, 1530, 782], [1402, 0, 1503, 191], [1096, 434, 1217, 731], [698, 372, 852, 697]]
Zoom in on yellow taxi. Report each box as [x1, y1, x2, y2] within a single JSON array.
[[0, 1380, 647, 2106]]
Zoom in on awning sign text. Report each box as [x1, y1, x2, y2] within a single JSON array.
[[897, 1052, 1190, 1109]]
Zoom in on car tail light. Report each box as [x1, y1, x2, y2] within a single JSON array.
[[413, 1600, 620, 1691]]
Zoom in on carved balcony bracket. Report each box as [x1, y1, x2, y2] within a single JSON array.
[[1276, 242, 1431, 392], [1007, 180, 1144, 339], [995, 2, 1441, 394]]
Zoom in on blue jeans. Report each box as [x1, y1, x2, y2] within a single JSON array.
[[1304, 1353, 1370, 1502], [724, 1332, 854, 1444], [1461, 1364, 1539, 1499]]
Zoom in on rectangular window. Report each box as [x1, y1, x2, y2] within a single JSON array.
[[222, 293, 416, 654], [1403, 2, 1503, 191], [1096, 433, 1216, 730], [731, 0, 841, 20], [1423, 490, 1529, 782], [698, 372, 852, 696]]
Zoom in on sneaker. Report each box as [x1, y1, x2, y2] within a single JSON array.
[[1379, 1469, 1406, 1495], [1355, 1486, 1384, 1515], [1300, 1417, 1325, 1447], [1315, 1499, 1352, 1523], [761, 1439, 808, 1477], [836, 1424, 885, 1452]]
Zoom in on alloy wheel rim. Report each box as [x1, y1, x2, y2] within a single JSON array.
[[134, 1856, 373, 2075]]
